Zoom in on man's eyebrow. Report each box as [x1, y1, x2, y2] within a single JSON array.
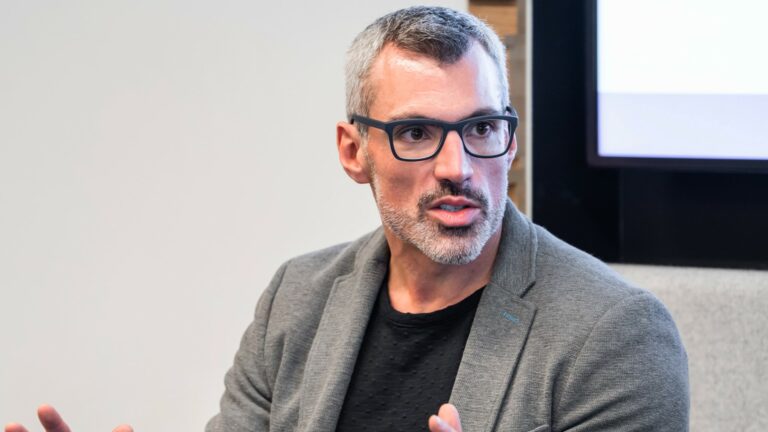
[[386, 107, 504, 122]]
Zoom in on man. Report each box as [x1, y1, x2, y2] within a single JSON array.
[[5, 6, 688, 432]]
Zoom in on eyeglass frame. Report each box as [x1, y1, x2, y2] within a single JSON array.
[[349, 106, 518, 162]]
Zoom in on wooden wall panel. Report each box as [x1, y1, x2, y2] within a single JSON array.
[[469, 0, 528, 213]]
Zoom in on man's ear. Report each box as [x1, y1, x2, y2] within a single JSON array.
[[506, 134, 518, 170], [337, 121, 372, 184]]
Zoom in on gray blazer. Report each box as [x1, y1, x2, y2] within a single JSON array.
[[207, 201, 689, 431]]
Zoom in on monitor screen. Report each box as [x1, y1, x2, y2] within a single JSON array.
[[589, 0, 768, 171]]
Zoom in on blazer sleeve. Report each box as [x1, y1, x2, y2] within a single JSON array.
[[553, 291, 690, 432], [205, 262, 288, 432]]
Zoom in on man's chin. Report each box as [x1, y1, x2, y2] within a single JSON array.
[[437, 224, 474, 237], [425, 247, 483, 266], [418, 232, 488, 265]]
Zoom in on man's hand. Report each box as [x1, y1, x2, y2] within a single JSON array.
[[4, 405, 133, 432], [428, 403, 462, 432]]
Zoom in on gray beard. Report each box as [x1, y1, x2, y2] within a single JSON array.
[[375, 180, 507, 265]]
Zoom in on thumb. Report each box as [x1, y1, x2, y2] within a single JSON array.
[[428, 403, 462, 432], [437, 403, 462, 432], [112, 426, 133, 432]]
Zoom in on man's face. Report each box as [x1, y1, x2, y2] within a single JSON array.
[[359, 42, 515, 265]]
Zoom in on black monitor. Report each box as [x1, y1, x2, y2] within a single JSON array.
[[532, 0, 768, 270]]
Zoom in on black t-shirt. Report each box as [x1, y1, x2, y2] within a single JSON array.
[[335, 284, 483, 431]]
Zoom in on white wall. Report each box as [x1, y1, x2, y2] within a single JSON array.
[[0, 1, 465, 429]]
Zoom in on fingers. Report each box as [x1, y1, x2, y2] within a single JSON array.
[[6, 406, 131, 432], [36, 405, 71, 432], [428, 403, 462, 432], [40, 406, 133, 432], [4, 423, 30, 432], [4, 405, 70, 432]]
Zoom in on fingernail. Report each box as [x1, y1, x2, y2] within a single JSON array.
[[433, 415, 448, 430]]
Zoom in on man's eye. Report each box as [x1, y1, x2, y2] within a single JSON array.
[[397, 126, 430, 142], [469, 121, 494, 136]]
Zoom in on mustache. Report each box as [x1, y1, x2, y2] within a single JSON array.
[[417, 181, 490, 212]]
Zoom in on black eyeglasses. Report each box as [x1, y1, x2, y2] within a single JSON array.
[[350, 107, 518, 162]]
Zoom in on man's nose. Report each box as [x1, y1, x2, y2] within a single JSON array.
[[433, 130, 473, 183]]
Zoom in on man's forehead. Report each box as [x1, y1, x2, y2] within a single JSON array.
[[367, 44, 448, 101], [373, 43, 444, 71], [366, 42, 502, 121]]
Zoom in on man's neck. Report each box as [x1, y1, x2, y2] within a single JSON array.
[[385, 229, 502, 314]]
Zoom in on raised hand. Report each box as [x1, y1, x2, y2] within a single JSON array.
[[428, 403, 463, 432], [4, 405, 132, 432]]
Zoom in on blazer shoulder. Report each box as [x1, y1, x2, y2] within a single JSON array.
[[525, 224, 677, 337], [522, 225, 688, 430]]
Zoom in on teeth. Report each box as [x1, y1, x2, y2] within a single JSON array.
[[439, 204, 465, 212]]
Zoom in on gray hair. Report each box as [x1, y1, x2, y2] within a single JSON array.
[[345, 6, 509, 128]]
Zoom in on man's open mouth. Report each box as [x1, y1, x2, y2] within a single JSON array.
[[439, 204, 469, 212]]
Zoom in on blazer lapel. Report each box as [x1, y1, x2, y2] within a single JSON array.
[[297, 231, 389, 432], [450, 201, 539, 432]]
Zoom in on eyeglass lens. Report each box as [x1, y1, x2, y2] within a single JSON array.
[[391, 119, 512, 160]]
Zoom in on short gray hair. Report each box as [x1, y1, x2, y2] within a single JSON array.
[[345, 6, 509, 125]]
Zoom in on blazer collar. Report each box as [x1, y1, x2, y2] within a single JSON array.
[[490, 199, 538, 298], [297, 229, 389, 432]]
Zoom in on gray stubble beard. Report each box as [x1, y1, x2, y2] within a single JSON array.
[[373, 176, 507, 266]]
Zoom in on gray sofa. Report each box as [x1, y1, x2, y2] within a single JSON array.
[[611, 264, 768, 431]]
